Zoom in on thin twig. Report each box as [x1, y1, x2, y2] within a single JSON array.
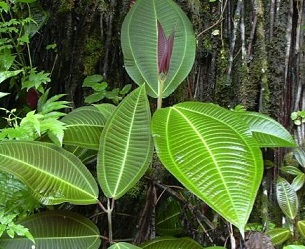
[[153, 180, 216, 230], [197, 0, 228, 37]]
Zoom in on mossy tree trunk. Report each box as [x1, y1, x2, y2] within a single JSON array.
[[31, 0, 305, 247]]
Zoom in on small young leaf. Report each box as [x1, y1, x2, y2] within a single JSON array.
[[294, 148, 305, 168], [280, 166, 303, 176], [266, 228, 291, 245], [120, 84, 132, 95], [158, 20, 175, 75], [276, 177, 299, 219], [84, 91, 106, 104], [299, 111, 305, 118], [83, 74, 103, 86], [291, 173, 305, 191], [291, 112, 298, 120]]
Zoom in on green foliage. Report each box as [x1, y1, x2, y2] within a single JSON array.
[[0, 141, 99, 205], [108, 242, 141, 249], [276, 177, 299, 219], [0, 0, 49, 97], [83, 74, 132, 105], [121, 0, 196, 98], [97, 85, 153, 199], [291, 111, 305, 126], [156, 197, 183, 236], [284, 246, 305, 249], [62, 104, 115, 150], [152, 102, 295, 233], [0, 90, 69, 145], [0, 0, 298, 248], [0, 211, 101, 248], [266, 228, 291, 245], [140, 236, 204, 249], [0, 211, 34, 244]]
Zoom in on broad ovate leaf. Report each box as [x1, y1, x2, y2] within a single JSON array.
[[0, 141, 98, 205], [152, 102, 263, 233], [265, 228, 291, 245], [121, 0, 196, 98], [235, 111, 296, 147], [276, 177, 299, 219], [140, 236, 203, 249], [62, 104, 116, 150], [97, 85, 153, 199], [0, 211, 101, 249]]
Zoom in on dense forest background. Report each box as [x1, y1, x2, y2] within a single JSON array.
[[3, 0, 305, 248], [31, 0, 305, 153]]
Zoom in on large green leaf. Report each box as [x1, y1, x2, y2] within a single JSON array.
[[97, 85, 153, 199], [0, 141, 98, 205], [140, 236, 203, 249], [276, 177, 299, 219], [108, 242, 141, 249], [62, 104, 116, 150], [152, 102, 263, 233], [121, 0, 196, 98], [235, 111, 296, 147], [0, 211, 101, 249]]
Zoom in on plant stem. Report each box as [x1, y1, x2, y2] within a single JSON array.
[[107, 198, 115, 244], [229, 223, 236, 249], [157, 78, 164, 109]]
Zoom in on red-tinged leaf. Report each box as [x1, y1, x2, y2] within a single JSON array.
[[158, 20, 175, 75], [26, 88, 39, 109]]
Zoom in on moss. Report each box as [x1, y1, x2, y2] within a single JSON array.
[[58, 0, 75, 13], [83, 34, 104, 75]]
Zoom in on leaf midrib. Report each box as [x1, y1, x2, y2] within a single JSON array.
[[0, 144, 97, 202], [171, 107, 236, 218]]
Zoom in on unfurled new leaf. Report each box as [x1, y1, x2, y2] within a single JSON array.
[[157, 20, 175, 75]]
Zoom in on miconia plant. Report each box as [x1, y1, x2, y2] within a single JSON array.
[[0, 0, 298, 248]]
